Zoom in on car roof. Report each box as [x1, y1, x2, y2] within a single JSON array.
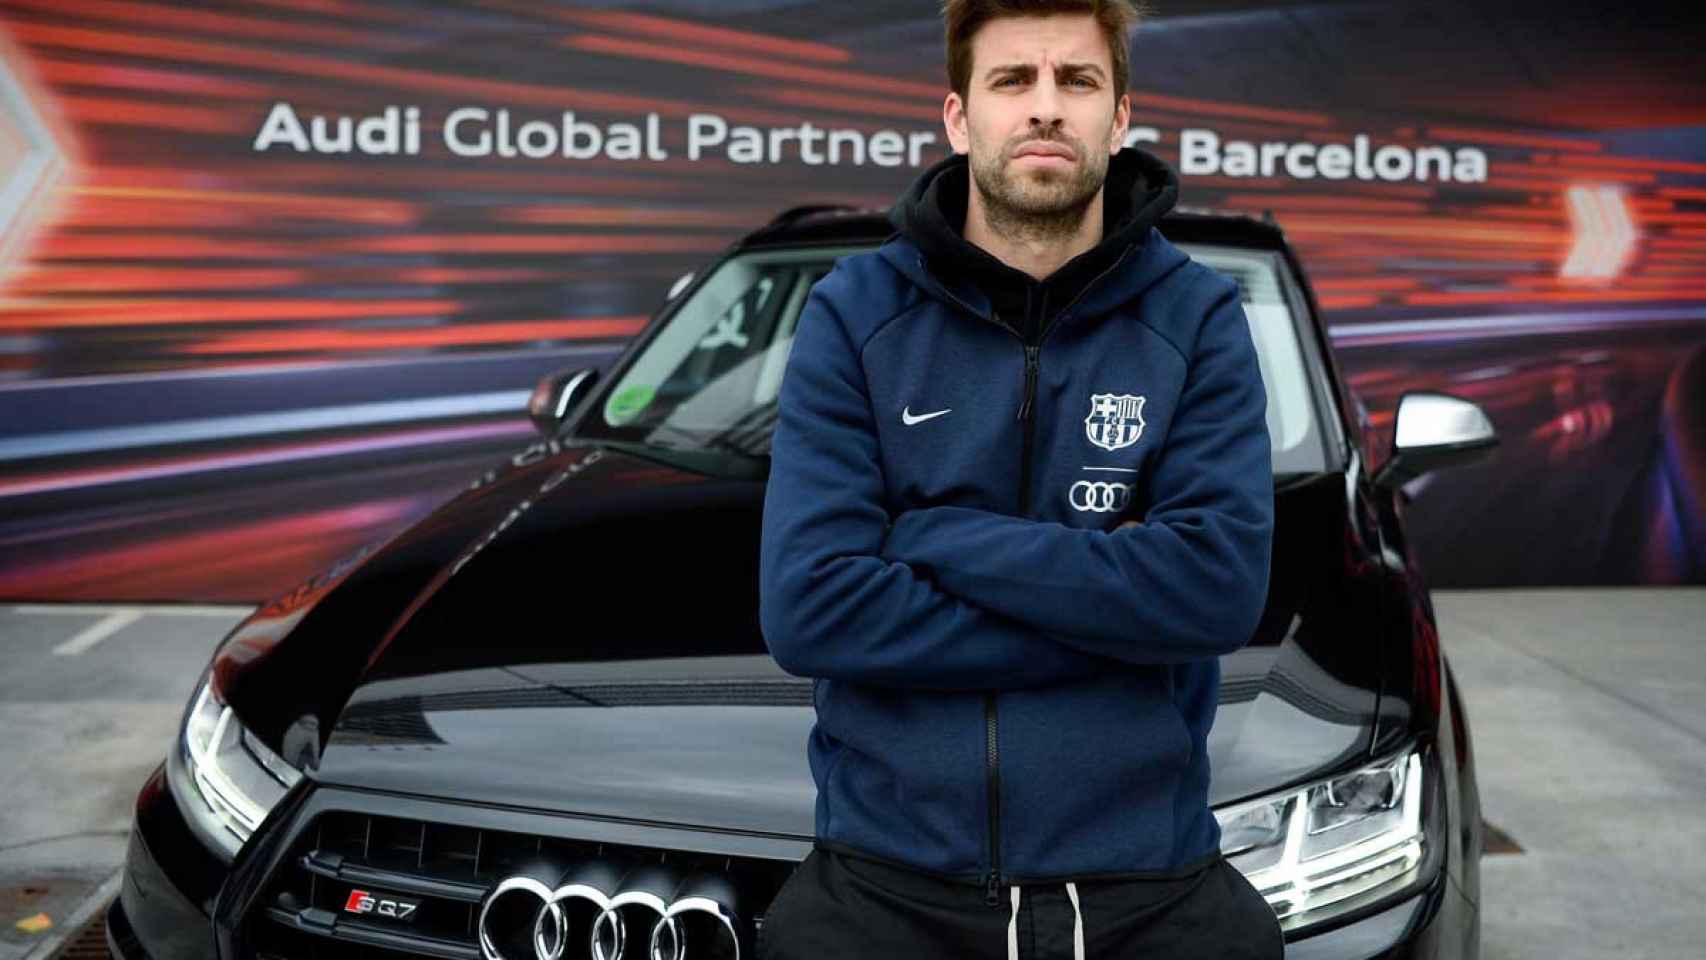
[[734, 203, 1293, 252]]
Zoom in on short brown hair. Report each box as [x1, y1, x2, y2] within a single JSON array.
[[941, 0, 1149, 102]]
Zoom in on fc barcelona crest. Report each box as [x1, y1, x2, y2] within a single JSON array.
[[1085, 393, 1147, 451]]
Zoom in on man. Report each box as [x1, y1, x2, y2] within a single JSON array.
[[757, 1, 1279, 958]]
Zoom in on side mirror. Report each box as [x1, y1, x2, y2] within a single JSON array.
[[1372, 391, 1499, 491], [527, 367, 599, 437]]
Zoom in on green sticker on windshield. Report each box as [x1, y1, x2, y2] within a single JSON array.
[[605, 384, 656, 425]]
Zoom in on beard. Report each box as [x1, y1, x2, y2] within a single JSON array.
[[967, 126, 1110, 245]]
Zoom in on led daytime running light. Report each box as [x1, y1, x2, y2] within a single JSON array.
[[1218, 751, 1426, 929], [176, 676, 301, 854]]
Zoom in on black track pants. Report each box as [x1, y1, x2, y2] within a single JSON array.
[[758, 847, 1286, 960]]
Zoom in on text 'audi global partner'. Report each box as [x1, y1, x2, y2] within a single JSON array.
[[109, 207, 1491, 960]]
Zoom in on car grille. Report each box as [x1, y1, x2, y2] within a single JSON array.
[[248, 810, 792, 959]]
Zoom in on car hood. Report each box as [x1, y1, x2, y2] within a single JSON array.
[[218, 440, 1389, 839]]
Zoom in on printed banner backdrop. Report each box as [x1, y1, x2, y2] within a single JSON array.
[[0, 0, 1702, 601]]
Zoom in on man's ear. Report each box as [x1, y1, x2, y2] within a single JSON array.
[[944, 92, 970, 155], [1110, 93, 1130, 154]]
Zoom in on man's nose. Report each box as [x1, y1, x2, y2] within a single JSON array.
[[1027, 84, 1065, 130]]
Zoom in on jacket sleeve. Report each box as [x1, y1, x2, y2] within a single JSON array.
[[879, 288, 1274, 665], [759, 264, 1112, 691]]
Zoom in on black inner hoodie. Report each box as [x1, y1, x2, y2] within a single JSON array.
[[889, 146, 1180, 343]]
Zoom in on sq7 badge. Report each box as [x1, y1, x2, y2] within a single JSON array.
[[344, 888, 420, 922]]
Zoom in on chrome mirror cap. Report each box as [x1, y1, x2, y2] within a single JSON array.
[[1373, 392, 1499, 491], [1394, 392, 1496, 451]]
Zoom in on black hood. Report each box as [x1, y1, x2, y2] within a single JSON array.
[[211, 438, 1391, 834], [887, 145, 1179, 340]]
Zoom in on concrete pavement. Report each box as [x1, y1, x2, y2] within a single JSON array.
[[1432, 589, 1706, 960], [0, 604, 248, 959]]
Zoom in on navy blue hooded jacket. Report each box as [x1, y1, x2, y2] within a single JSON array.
[[758, 147, 1274, 898]]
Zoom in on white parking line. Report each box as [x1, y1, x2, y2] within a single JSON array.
[[14, 603, 251, 618], [51, 610, 143, 656]]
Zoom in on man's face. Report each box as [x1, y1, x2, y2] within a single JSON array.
[[944, 14, 1131, 225]]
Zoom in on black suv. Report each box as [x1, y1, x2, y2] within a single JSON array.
[[109, 207, 1492, 960]]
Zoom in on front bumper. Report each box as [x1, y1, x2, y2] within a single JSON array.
[[1283, 867, 1477, 960], [109, 762, 226, 960], [113, 770, 1475, 960]]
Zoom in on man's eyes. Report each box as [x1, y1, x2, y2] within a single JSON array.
[[993, 75, 1097, 88]]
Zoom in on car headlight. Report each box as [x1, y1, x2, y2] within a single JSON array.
[[1215, 748, 1429, 931], [166, 672, 302, 862]]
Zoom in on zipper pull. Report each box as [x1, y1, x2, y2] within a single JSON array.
[[1015, 346, 1040, 423], [985, 871, 1001, 907]]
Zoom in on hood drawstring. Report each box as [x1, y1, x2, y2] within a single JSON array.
[[1007, 885, 1022, 960], [1065, 881, 1086, 960]]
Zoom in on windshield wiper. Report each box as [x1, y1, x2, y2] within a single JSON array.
[[574, 438, 770, 480]]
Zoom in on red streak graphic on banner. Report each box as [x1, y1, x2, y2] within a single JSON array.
[[7, 266, 312, 293], [181, 317, 647, 354], [320, 234, 728, 255], [562, 34, 941, 100], [6, 0, 407, 49], [0, 298, 463, 330], [543, 8, 852, 64], [1491, 162, 1655, 184], [1556, 154, 1706, 176], [0, 498, 426, 600], [6, 23, 813, 126], [0, 422, 529, 499], [1127, 93, 1332, 128], [755, 88, 943, 122], [1425, 126, 1602, 152], [30, 59, 277, 98], [65, 187, 422, 225], [56, 95, 259, 133]]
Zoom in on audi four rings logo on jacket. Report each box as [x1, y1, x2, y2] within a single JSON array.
[[758, 147, 1275, 897], [1069, 480, 1137, 513]]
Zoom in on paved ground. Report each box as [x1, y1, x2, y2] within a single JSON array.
[[0, 603, 248, 959], [0, 589, 1702, 958], [1432, 589, 1706, 960]]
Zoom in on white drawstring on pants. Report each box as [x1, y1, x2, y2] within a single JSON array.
[[1065, 882, 1086, 960], [1007, 886, 1021, 960], [1005, 883, 1087, 960]]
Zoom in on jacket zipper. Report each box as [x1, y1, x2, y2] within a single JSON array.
[[911, 251, 1133, 906], [941, 288, 1016, 907], [1015, 243, 1140, 509], [983, 695, 1002, 906], [1016, 345, 1039, 506]]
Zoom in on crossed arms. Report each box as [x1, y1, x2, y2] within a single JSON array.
[[757, 271, 1273, 692]]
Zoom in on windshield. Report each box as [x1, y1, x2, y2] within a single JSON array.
[[574, 242, 1331, 473]]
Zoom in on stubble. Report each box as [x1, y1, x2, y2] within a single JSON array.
[[967, 125, 1110, 246]]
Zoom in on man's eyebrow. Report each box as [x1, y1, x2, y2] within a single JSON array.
[[1056, 62, 1107, 79]]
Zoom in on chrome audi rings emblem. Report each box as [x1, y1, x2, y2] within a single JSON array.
[[1069, 480, 1135, 513], [478, 865, 742, 960]]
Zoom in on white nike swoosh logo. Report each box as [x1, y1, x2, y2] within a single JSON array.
[[901, 406, 951, 426]]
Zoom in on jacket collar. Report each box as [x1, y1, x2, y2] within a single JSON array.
[[882, 146, 1182, 338]]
